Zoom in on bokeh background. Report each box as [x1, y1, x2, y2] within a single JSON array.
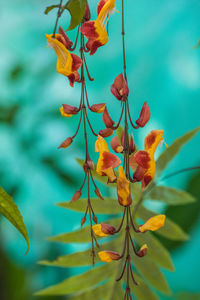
[[0, 0, 200, 299]]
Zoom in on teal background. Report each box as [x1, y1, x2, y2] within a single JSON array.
[[0, 0, 200, 299]]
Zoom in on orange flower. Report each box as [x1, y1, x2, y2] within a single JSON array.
[[132, 130, 166, 188], [46, 34, 82, 87], [80, 0, 116, 55], [98, 250, 120, 262], [95, 135, 121, 182], [139, 215, 166, 233], [117, 166, 132, 206]]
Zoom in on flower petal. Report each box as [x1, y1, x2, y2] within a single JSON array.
[[139, 215, 166, 232]]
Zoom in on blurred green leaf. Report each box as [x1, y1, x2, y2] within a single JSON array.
[[0, 104, 20, 124], [138, 206, 189, 241], [44, 5, 59, 14], [156, 126, 200, 177], [175, 292, 200, 300], [131, 273, 159, 300], [116, 125, 124, 141], [146, 186, 195, 205], [69, 282, 112, 300], [0, 187, 29, 254], [57, 197, 123, 214]]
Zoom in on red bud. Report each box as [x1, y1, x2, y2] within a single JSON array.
[[81, 216, 86, 227], [83, 2, 91, 21], [62, 104, 79, 115], [101, 223, 116, 235], [71, 190, 82, 202], [110, 73, 129, 101], [110, 136, 123, 153], [137, 244, 148, 257], [136, 102, 150, 127], [99, 128, 113, 137], [58, 27, 73, 49], [102, 107, 114, 128], [58, 137, 73, 149], [90, 103, 105, 113], [95, 187, 104, 200], [129, 134, 136, 153], [93, 215, 98, 224]]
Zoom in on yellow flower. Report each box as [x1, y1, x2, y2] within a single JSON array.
[[92, 223, 116, 237], [139, 215, 166, 233], [117, 166, 132, 206], [98, 250, 120, 262], [45, 34, 82, 87]]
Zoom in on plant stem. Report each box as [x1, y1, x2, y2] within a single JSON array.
[[53, 0, 63, 37]]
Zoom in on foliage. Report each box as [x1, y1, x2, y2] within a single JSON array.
[[0, 187, 29, 253], [36, 127, 199, 299]]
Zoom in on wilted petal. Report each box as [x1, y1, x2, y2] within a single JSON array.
[[136, 101, 150, 127], [117, 166, 132, 206], [98, 250, 120, 262], [139, 215, 166, 233]]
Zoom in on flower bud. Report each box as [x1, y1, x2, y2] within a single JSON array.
[[83, 159, 94, 172], [58, 26, 73, 49], [81, 216, 86, 227], [62, 104, 79, 115], [71, 190, 82, 202], [95, 187, 104, 200], [58, 137, 73, 149], [138, 244, 148, 257], [129, 134, 136, 153], [101, 223, 116, 235], [90, 103, 105, 113], [98, 251, 121, 262], [139, 215, 166, 233], [83, 2, 91, 21], [110, 73, 129, 101], [111, 136, 123, 153], [99, 128, 113, 137], [136, 101, 150, 127], [117, 166, 132, 207], [93, 215, 98, 224], [102, 106, 114, 128], [59, 107, 73, 117]]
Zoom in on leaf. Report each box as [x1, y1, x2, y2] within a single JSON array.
[[146, 186, 195, 205], [156, 126, 200, 177], [133, 254, 171, 295], [44, 5, 59, 14], [35, 263, 116, 296], [131, 273, 159, 300], [138, 206, 188, 241], [64, 0, 87, 30], [47, 217, 121, 243], [134, 230, 174, 271], [57, 197, 123, 214], [0, 187, 29, 254], [116, 125, 124, 141], [69, 282, 112, 300], [175, 292, 200, 300]]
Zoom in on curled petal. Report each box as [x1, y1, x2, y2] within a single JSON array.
[[99, 128, 113, 137], [139, 215, 166, 233], [144, 130, 164, 153], [90, 103, 105, 113], [58, 26, 73, 49], [111, 136, 123, 153], [95, 135, 109, 153], [117, 166, 132, 206], [103, 106, 114, 128], [98, 250, 120, 262], [101, 152, 121, 170], [58, 137, 73, 149], [136, 101, 150, 128], [111, 73, 129, 100], [134, 150, 151, 169]]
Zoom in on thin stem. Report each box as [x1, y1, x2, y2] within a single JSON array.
[[53, 0, 63, 38], [85, 109, 98, 136], [116, 257, 127, 281], [79, 172, 87, 191], [128, 206, 140, 233], [127, 102, 139, 129], [112, 102, 125, 130], [70, 25, 80, 51], [88, 174, 95, 266], [122, 0, 127, 81], [71, 109, 83, 139], [161, 165, 200, 181], [115, 207, 126, 233], [83, 53, 94, 81]]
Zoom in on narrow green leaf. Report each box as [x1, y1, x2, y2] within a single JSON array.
[[65, 0, 87, 30], [131, 273, 159, 300], [116, 125, 124, 141], [69, 282, 112, 300], [44, 5, 59, 15], [35, 263, 116, 296], [138, 206, 189, 241], [57, 197, 123, 214], [0, 187, 29, 253], [146, 186, 195, 205], [134, 231, 174, 271], [111, 283, 124, 300], [47, 217, 121, 244], [156, 126, 200, 177], [134, 254, 171, 295]]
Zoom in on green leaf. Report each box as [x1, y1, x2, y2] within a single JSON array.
[[64, 0, 87, 30], [57, 197, 123, 214], [175, 292, 200, 300], [134, 231, 174, 271], [0, 187, 29, 253], [47, 217, 121, 243], [133, 254, 171, 295], [69, 282, 112, 300], [156, 126, 200, 177], [138, 206, 188, 241], [146, 186, 195, 205], [44, 5, 59, 15], [35, 263, 116, 296], [116, 125, 124, 141], [131, 273, 159, 300]]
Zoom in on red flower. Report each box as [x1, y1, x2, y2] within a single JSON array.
[[111, 73, 129, 100]]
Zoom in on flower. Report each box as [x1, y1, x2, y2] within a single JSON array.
[[117, 166, 132, 206], [102, 106, 114, 128], [99, 128, 113, 137], [131, 130, 166, 188], [46, 34, 82, 87], [58, 26, 73, 49], [90, 103, 106, 113], [98, 250, 120, 262], [58, 137, 73, 149], [95, 135, 121, 182], [139, 215, 166, 232], [60, 104, 79, 117], [92, 223, 116, 237], [136, 102, 151, 128], [80, 0, 116, 55], [110, 136, 123, 153], [138, 244, 148, 257], [111, 73, 129, 100]]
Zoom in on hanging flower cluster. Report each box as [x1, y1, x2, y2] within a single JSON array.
[[46, 0, 167, 297]]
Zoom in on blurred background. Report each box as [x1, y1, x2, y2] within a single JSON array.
[[0, 0, 200, 299]]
